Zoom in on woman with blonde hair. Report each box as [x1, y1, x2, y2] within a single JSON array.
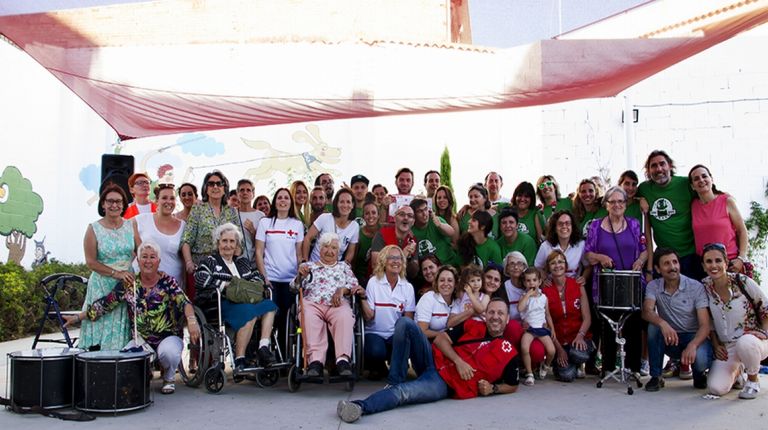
[[290, 180, 311, 230], [357, 245, 415, 379]]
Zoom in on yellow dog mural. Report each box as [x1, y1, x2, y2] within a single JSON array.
[[241, 124, 342, 183]]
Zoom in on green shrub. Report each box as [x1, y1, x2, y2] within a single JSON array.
[[0, 260, 90, 342]]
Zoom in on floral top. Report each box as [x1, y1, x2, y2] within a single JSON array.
[[302, 261, 359, 306], [703, 273, 768, 343], [180, 202, 242, 263], [86, 273, 190, 348]]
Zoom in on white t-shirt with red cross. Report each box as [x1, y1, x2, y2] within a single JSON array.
[[364, 275, 416, 338], [256, 217, 304, 282]]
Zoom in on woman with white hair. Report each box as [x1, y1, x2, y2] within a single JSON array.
[[195, 223, 279, 370], [66, 241, 199, 395], [292, 232, 359, 377]]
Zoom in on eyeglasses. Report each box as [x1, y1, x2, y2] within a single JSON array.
[[606, 199, 626, 206], [703, 242, 726, 252], [134, 180, 150, 186], [207, 181, 224, 188], [538, 180, 554, 190], [105, 198, 123, 206], [386, 256, 403, 262], [556, 221, 572, 227]]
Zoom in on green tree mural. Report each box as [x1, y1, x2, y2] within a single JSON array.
[[0, 166, 44, 264]]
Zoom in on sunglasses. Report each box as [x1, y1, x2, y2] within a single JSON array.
[[538, 180, 554, 190], [703, 242, 726, 252], [207, 181, 224, 188]]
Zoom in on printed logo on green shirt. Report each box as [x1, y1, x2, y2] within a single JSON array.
[[650, 198, 676, 221], [418, 239, 437, 257]]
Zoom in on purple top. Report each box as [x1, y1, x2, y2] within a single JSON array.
[[584, 217, 646, 303]]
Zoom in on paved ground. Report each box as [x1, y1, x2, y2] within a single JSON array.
[[2, 331, 766, 429]]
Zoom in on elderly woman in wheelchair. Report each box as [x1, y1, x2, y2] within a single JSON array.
[[194, 223, 278, 372], [292, 232, 359, 378]]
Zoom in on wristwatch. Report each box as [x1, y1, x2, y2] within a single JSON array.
[[491, 383, 499, 394]]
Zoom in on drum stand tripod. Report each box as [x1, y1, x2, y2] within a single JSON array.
[[596, 310, 643, 395]]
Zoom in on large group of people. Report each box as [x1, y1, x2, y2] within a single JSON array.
[[71, 148, 764, 422]]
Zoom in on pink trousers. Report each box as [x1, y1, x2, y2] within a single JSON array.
[[708, 334, 768, 396], [302, 300, 354, 364]]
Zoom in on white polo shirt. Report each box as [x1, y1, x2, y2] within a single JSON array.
[[365, 275, 416, 338], [415, 291, 454, 332]]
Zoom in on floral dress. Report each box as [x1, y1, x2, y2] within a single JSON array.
[[180, 203, 241, 265], [86, 273, 190, 349], [79, 220, 134, 351]]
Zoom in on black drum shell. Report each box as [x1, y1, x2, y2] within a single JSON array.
[[8, 348, 82, 410], [75, 351, 152, 413], [597, 270, 643, 311]]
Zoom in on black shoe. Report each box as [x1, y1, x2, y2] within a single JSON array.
[[694, 375, 708, 389], [257, 346, 276, 367], [307, 361, 324, 377], [645, 376, 665, 392], [337, 359, 353, 377], [234, 357, 246, 373]]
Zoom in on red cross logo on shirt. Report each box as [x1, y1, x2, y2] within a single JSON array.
[[398, 302, 405, 312], [287, 229, 297, 237]]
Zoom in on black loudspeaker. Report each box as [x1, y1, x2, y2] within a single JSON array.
[[100, 154, 134, 204]]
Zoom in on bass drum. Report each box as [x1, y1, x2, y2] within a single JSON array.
[[8, 347, 82, 409], [75, 350, 152, 413]]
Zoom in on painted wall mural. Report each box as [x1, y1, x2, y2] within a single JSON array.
[[0, 166, 44, 264]]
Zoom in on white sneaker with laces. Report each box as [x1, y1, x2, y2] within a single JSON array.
[[524, 373, 535, 386], [739, 380, 760, 400], [640, 359, 650, 377]]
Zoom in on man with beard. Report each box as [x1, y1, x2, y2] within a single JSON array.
[[642, 248, 712, 392], [371, 206, 419, 279], [637, 150, 700, 280], [309, 186, 327, 225], [337, 298, 520, 423], [314, 173, 335, 212]]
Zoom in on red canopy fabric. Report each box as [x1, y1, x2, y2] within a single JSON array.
[[1, 1, 767, 140]]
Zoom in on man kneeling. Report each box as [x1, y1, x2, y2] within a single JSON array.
[[337, 298, 519, 423]]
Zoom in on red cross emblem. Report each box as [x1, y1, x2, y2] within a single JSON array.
[[287, 229, 297, 237], [398, 302, 405, 312]]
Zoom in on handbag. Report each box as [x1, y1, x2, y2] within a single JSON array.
[[225, 277, 265, 304]]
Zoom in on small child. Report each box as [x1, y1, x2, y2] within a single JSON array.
[[448, 264, 490, 326], [518, 268, 557, 386]]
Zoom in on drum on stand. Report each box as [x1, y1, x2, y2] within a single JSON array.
[[598, 270, 643, 311], [75, 350, 152, 413], [7, 347, 82, 409]]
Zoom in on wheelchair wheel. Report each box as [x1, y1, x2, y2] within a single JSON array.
[[204, 365, 226, 394], [180, 306, 210, 387], [288, 364, 301, 393], [353, 303, 365, 376], [256, 369, 280, 388]]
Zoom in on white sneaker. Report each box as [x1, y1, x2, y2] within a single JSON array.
[[539, 364, 551, 380], [524, 373, 535, 386], [576, 364, 586, 379], [739, 381, 760, 400], [640, 359, 650, 377]]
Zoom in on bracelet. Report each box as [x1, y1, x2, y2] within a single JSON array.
[[110, 268, 116, 277], [577, 330, 586, 337]]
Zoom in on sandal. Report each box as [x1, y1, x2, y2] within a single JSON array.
[[161, 381, 176, 394]]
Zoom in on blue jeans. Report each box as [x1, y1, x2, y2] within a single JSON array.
[[364, 332, 393, 373], [554, 340, 595, 382], [647, 324, 712, 381], [357, 318, 448, 415]]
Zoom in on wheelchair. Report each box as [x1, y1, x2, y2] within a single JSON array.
[[178, 275, 291, 393], [285, 271, 365, 392]]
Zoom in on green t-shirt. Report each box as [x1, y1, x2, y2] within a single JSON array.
[[624, 200, 643, 224], [353, 206, 365, 227], [459, 211, 500, 241], [578, 207, 608, 237], [540, 197, 573, 222], [496, 233, 537, 266], [411, 217, 461, 267], [637, 175, 695, 256], [353, 230, 375, 285], [518, 209, 545, 244], [474, 238, 502, 269]]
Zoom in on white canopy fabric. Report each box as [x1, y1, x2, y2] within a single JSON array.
[[1, 0, 767, 140]]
